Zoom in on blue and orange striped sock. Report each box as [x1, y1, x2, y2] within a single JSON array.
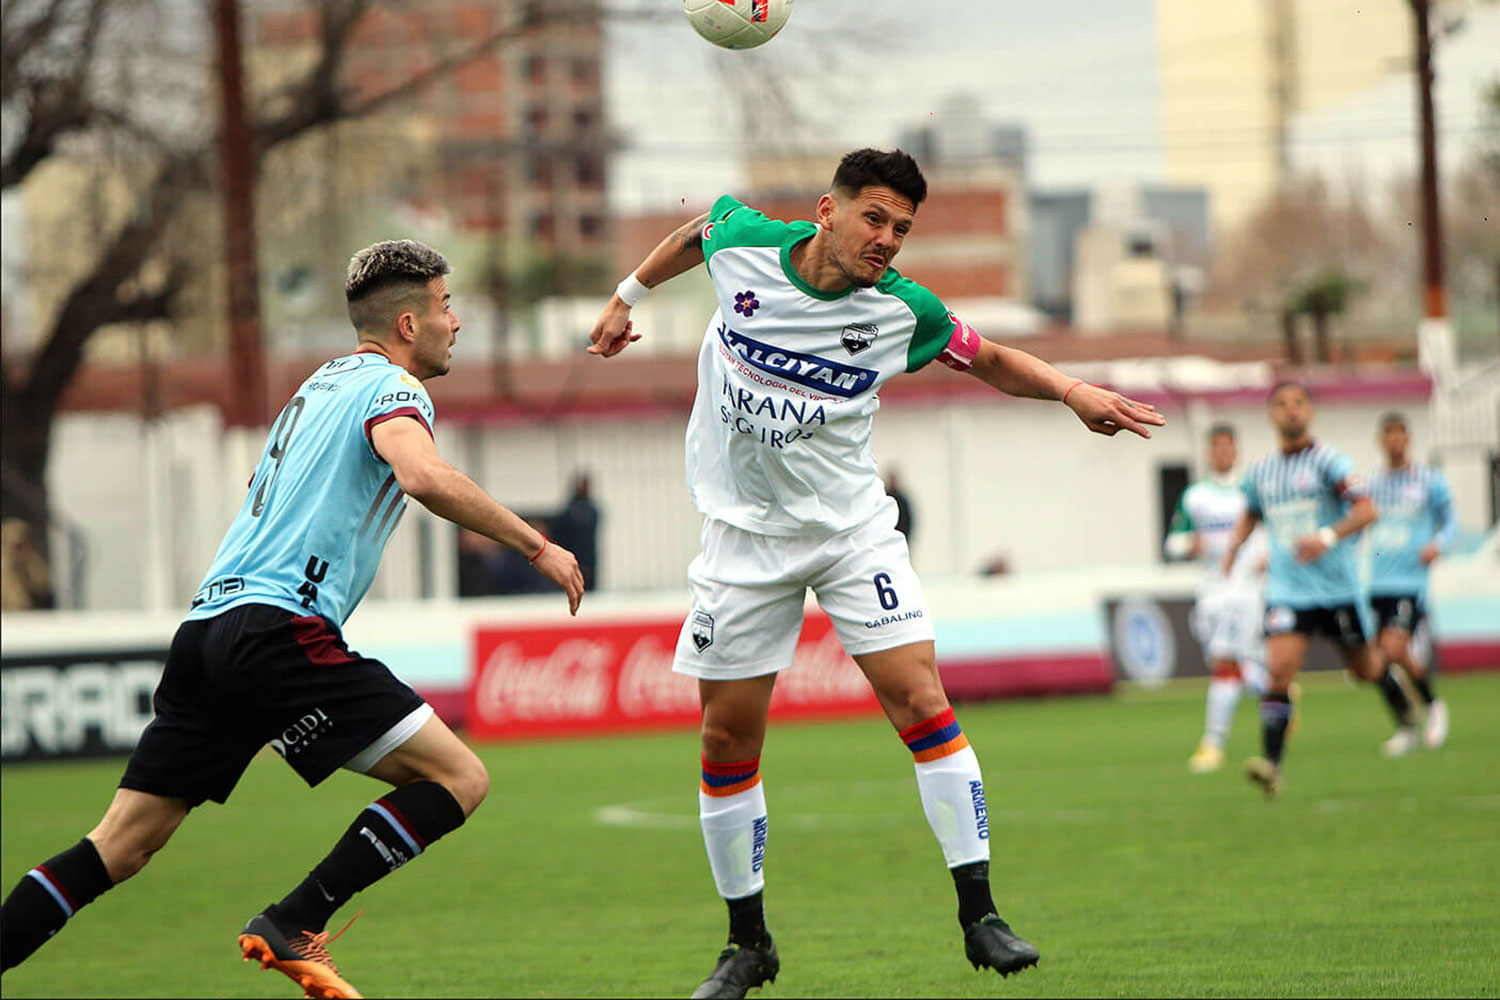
[[900, 709, 990, 869], [699, 756, 768, 905]]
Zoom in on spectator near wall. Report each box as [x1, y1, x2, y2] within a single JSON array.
[[551, 473, 600, 591]]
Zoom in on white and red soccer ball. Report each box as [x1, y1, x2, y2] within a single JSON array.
[[683, 0, 793, 49]]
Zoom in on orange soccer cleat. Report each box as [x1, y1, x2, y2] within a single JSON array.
[[238, 907, 363, 999]]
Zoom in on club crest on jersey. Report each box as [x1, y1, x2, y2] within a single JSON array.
[[840, 322, 878, 356], [690, 610, 715, 652], [719, 326, 879, 399]]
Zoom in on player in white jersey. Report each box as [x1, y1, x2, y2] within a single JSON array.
[[1165, 425, 1270, 774], [0, 242, 583, 996], [587, 148, 1165, 997]]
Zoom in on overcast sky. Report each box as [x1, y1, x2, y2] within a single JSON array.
[[604, 0, 1165, 212]]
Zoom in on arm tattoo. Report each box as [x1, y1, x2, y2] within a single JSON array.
[[672, 212, 711, 252]]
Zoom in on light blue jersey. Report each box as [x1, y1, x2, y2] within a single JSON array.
[[188, 353, 435, 625], [1366, 463, 1456, 598], [1242, 440, 1368, 609]]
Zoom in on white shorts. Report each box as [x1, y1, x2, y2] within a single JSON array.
[[1191, 588, 1264, 666], [673, 501, 935, 680]]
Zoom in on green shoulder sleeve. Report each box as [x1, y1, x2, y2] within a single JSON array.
[[1167, 489, 1195, 535], [877, 271, 954, 372], [702, 194, 795, 263]]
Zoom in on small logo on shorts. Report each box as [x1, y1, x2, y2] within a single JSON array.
[[690, 610, 715, 652], [269, 708, 332, 758], [840, 322, 878, 355], [1266, 606, 1297, 634]]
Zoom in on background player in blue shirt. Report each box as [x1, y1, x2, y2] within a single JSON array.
[[0, 241, 584, 997], [1220, 382, 1416, 797], [1367, 412, 1456, 753]]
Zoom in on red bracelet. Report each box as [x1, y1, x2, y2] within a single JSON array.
[[1062, 380, 1086, 405], [528, 537, 548, 564]]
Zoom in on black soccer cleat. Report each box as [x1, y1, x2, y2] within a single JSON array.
[[689, 938, 780, 999], [964, 914, 1040, 977]]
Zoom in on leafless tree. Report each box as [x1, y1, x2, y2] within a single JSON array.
[[0, 0, 596, 536], [1207, 174, 1404, 363]]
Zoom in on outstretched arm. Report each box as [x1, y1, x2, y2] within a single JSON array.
[[1219, 510, 1262, 575], [965, 340, 1165, 438], [372, 417, 584, 614], [588, 211, 712, 358]]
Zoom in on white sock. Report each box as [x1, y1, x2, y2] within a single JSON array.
[[699, 757, 767, 900], [1241, 659, 1269, 697], [1204, 678, 1244, 747], [901, 708, 990, 867]]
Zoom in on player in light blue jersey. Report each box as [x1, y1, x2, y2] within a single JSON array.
[[1220, 382, 1416, 797], [1367, 412, 1456, 752], [0, 241, 583, 997]]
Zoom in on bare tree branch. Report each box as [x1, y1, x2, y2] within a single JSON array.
[[253, 2, 602, 151], [1, 0, 113, 189], [0, 0, 68, 100], [18, 151, 203, 412]]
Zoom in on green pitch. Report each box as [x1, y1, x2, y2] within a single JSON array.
[[3, 671, 1498, 998]]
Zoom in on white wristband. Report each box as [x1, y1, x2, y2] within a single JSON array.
[[615, 271, 650, 307], [1316, 526, 1337, 548]]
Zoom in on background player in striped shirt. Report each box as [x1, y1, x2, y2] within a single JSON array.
[[0, 241, 584, 998], [1164, 424, 1271, 774], [1366, 412, 1456, 753], [1220, 382, 1416, 797], [588, 148, 1164, 997]]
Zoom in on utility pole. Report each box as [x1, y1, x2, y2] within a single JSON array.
[[1413, 0, 1444, 321], [1410, 0, 1455, 385], [213, 0, 267, 427]]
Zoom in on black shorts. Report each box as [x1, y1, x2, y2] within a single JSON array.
[[119, 603, 426, 806], [1264, 602, 1367, 652], [1371, 595, 1425, 634]]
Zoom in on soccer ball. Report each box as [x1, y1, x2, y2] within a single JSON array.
[[683, 0, 793, 50]]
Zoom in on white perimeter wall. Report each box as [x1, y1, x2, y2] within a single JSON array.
[[41, 392, 1492, 611]]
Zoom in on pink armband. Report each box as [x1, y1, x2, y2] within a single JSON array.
[[937, 313, 981, 371]]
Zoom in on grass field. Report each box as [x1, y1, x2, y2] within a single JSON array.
[[3, 670, 1498, 998]]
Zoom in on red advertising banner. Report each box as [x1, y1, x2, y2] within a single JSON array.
[[466, 613, 879, 741]]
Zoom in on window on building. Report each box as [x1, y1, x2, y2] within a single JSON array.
[[530, 212, 555, 240], [524, 52, 546, 83], [527, 105, 549, 132], [571, 55, 599, 87], [575, 153, 603, 187], [579, 213, 603, 238]]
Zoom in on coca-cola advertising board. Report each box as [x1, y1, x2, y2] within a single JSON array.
[[467, 614, 878, 740]]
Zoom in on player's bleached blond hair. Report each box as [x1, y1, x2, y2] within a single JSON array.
[[345, 240, 450, 334]]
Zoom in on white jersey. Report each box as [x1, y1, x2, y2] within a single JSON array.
[[1165, 475, 1266, 596], [685, 195, 980, 536]]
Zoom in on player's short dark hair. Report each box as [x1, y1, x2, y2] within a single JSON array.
[[831, 148, 927, 207], [1267, 379, 1310, 403], [1207, 423, 1236, 441], [1379, 411, 1408, 430], [345, 239, 450, 334]]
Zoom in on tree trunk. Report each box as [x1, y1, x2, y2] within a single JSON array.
[[1313, 309, 1331, 363], [1281, 309, 1302, 365], [0, 376, 57, 551]]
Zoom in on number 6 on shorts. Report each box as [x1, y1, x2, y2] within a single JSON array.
[[874, 572, 900, 611]]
